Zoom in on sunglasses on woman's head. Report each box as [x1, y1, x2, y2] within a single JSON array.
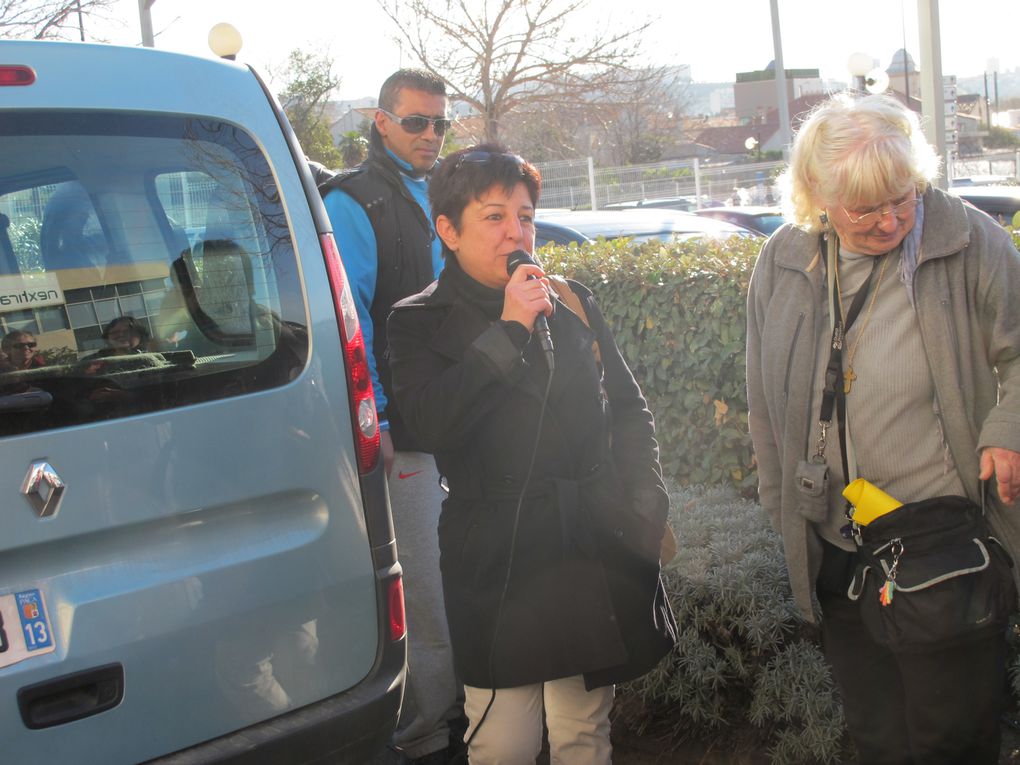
[[451, 150, 525, 174], [380, 109, 452, 136]]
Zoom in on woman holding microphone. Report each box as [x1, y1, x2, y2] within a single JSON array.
[[387, 144, 676, 764]]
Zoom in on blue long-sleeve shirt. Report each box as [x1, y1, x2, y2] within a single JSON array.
[[322, 150, 444, 415]]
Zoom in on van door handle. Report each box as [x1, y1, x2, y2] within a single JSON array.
[[18, 663, 124, 729]]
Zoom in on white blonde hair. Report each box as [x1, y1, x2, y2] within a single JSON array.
[[778, 93, 940, 232]]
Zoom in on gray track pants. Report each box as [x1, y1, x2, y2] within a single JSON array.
[[389, 451, 461, 759]]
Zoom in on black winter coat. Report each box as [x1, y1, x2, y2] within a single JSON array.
[[387, 257, 677, 690]]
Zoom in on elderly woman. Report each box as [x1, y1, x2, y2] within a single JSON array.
[[386, 145, 676, 764], [747, 93, 1020, 764]]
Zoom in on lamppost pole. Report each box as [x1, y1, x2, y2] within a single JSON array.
[[139, 0, 157, 48], [769, 0, 792, 159], [917, 0, 948, 189]]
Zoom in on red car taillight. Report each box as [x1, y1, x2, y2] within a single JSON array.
[[0, 65, 35, 86], [388, 576, 406, 642], [321, 232, 380, 474]]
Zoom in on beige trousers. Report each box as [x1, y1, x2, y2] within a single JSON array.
[[462, 675, 613, 764]]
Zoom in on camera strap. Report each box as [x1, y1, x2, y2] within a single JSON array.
[[816, 234, 881, 500]]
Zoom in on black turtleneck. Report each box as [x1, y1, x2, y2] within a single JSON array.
[[443, 255, 531, 349]]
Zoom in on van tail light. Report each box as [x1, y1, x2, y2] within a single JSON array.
[[320, 232, 380, 474], [387, 576, 406, 642], [0, 66, 35, 86]]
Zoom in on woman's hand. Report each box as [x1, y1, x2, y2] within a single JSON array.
[[500, 262, 552, 332], [980, 447, 1020, 504]]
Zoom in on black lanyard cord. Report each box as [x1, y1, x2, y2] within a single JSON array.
[[818, 242, 882, 492]]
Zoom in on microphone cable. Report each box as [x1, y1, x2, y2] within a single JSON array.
[[454, 353, 555, 762]]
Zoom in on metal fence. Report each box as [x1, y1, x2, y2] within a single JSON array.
[[535, 151, 1020, 211], [950, 151, 1020, 183], [534, 157, 785, 210]]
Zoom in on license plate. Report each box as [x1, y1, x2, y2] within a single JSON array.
[[0, 589, 56, 670]]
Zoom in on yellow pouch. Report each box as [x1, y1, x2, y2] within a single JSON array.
[[843, 479, 903, 526]]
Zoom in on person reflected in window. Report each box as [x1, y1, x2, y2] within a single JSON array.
[[81, 316, 151, 379], [39, 184, 108, 271], [92, 316, 150, 358], [1, 330, 46, 370]]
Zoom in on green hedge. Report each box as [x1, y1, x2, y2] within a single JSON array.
[[542, 225, 1020, 493], [540, 236, 760, 493]]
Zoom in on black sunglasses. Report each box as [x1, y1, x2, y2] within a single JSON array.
[[12, 341, 37, 349], [451, 150, 525, 173], [380, 109, 452, 136]]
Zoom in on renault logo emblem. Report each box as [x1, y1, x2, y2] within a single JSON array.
[[21, 461, 65, 518]]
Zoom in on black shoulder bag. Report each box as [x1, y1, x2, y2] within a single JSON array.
[[817, 237, 1015, 652]]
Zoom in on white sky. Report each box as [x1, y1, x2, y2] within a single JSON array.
[[90, 0, 1019, 100]]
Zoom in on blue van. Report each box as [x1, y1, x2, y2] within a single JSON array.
[[0, 40, 404, 763]]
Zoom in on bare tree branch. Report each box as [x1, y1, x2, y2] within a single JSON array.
[[377, 0, 655, 143], [595, 66, 691, 164], [498, 65, 689, 163], [0, 0, 117, 40]]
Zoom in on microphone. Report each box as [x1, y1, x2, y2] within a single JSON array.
[[505, 250, 554, 369]]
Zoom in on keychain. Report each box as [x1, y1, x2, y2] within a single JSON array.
[[879, 539, 904, 606]]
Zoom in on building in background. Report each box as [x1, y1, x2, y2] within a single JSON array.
[[887, 48, 921, 101], [733, 62, 824, 122]]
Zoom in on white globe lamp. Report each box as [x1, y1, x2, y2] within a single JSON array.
[[208, 23, 243, 61], [864, 68, 890, 95], [847, 52, 876, 92]]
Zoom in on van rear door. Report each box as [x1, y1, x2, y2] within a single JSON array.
[[0, 42, 388, 764]]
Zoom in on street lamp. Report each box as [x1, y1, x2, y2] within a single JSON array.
[[208, 23, 243, 61], [847, 52, 890, 95], [847, 52, 874, 92], [864, 69, 890, 95]]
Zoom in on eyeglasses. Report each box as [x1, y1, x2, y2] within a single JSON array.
[[11, 341, 37, 349], [451, 150, 525, 174], [380, 109, 452, 136], [840, 195, 919, 226]]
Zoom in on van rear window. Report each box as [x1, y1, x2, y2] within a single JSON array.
[[0, 113, 308, 436]]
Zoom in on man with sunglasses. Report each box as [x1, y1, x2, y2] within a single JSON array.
[[318, 69, 461, 765], [1, 330, 45, 371]]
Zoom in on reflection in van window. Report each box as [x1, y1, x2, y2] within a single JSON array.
[[39, 182, 109, 273], [0, 112, 308, 436]]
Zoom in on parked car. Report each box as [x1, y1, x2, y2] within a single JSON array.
[[0, 40, 403, 764], [693, 205, 787, 236], [949, 183, 1020, 225], [534, 219, 592, 247], [950, 175, 1013, 187], [602, 196, 699, 212], [535, 208, 759, 244]]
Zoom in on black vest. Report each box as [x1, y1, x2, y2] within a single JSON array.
[[318, 136, 436, 450]]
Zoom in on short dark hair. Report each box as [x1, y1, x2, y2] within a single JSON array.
[[102, 315, 149, 344], [429, 144, 542, 250], [378, 69, 447, 112]]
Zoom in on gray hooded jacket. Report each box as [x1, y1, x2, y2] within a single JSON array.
[[747, 186, 1020, 620]]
